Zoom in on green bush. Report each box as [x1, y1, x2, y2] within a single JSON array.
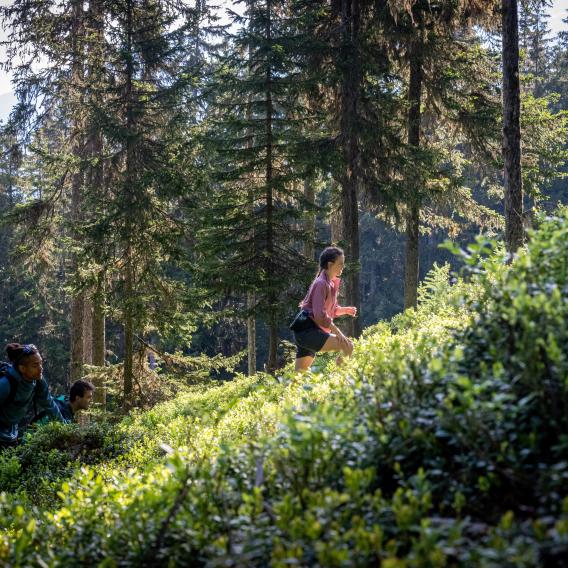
[[1, 210, 567, 566]]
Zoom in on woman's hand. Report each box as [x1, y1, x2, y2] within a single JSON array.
[[344, 306, 357, 317]]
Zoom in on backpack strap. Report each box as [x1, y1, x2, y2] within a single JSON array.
[[3, 373, 18, 406], [0, 363, 39, 407]]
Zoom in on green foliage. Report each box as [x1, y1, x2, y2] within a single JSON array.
[[1, 420, 125, 505], [1, 210, 567, 565], [195, 0, 317, 336]]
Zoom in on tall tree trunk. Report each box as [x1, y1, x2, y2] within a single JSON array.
[[245, 10, 257, 377], [304, 178, 316, 261], [123, 0, 135, 402], [339, 0, 361, 338], [404, 37, 423, 310], [86, 0, 106, 391], [264, 0, 278, 374], [502, 0, 524, 254], [69, 0, 85, 382]]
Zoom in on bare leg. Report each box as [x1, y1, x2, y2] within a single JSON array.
[[319, 334, 353, 358], [295, 355, 315, 372]]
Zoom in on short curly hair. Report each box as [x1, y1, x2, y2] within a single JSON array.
[[70, 379, 95, 402]]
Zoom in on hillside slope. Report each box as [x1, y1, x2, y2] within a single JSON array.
[[1, 210, 567, 567]]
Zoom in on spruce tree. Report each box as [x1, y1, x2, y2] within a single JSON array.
[[80, 0, 209, 402], [289, 0, 403, 337], [378, 1, 501, 308], [519, 0, 553, 96], [2, 0, 102, 381], [198, 0, 317, 373]]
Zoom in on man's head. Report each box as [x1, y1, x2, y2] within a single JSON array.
[[69, 379, 95, 411], [6, 343, 42, 382]]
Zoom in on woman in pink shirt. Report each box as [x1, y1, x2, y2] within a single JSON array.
[[292, 246, 357, 372]]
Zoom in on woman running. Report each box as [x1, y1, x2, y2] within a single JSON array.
[[293, 246, 357, 372]]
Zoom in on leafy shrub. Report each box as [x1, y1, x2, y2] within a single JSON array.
[[1, 210, 568, 566]]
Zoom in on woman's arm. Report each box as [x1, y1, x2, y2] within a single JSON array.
[[333, 306, 357, 317]]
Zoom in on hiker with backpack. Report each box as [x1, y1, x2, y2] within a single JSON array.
[[0, 343, 67, 449]]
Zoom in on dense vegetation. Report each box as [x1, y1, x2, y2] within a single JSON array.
[[0, 1, 566, 564], [0, 1, 566, 384], [1, 211, 566, 566]]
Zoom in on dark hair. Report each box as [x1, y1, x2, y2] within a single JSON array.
[[318, 246, 344, 274], [6, 343, 40, 366], [70, 379, 95, 402]]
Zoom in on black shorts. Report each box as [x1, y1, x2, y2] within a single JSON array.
[[293, 317, 330, 358]]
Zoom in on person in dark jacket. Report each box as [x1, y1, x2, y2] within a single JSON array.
[[35, 379, 95, 424], [0, 343, 67, 449]]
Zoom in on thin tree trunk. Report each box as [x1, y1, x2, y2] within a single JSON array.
[[69, 0, 85, 382], [247, 292, 256, 376], [123, 254, 134, 401], [264, 0, 278, 373], [304, 178, 316, 261], [82, 299, 93, 365], [92, 279, 106, 367], [92, 278, 106, 406], [502, 0, 524, 254], [404, 204, 420, 309], [245, 9, 257, 377], [404, 37, 423, 310], [70, 292, 84, 381], [339, 0, 361, 338], [329, 179, 342, 243]]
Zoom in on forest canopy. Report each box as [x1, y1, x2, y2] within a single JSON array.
[[0, 0, 567, 565]]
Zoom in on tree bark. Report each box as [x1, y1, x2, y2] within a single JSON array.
[[502, 0, 524, 254], [70, 293, 85, 381], [84, 0, 106, 401], [123, 254, 134, 401], [92, 278, 106, 367], [92, 278, 106, 406], [404, 204, 420, 309], [247, 292, 256, 376], [339, 0, 361, 338], [69, 0, 85, 382], [82, 299, 93, 365], [329, 179, 342, 244], [123, 0, 135, 401], [264, 0, 278, 373], [404, 37, 423, 310], [245, 10, 257, 377], [304, 178, 316, 261], [85, 0, 106, 392]]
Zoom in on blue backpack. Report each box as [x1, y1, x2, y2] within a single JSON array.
[[0, 361, 39, 416]]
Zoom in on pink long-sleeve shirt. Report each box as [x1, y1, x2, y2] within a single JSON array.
[[300, 270, 347, 333]]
